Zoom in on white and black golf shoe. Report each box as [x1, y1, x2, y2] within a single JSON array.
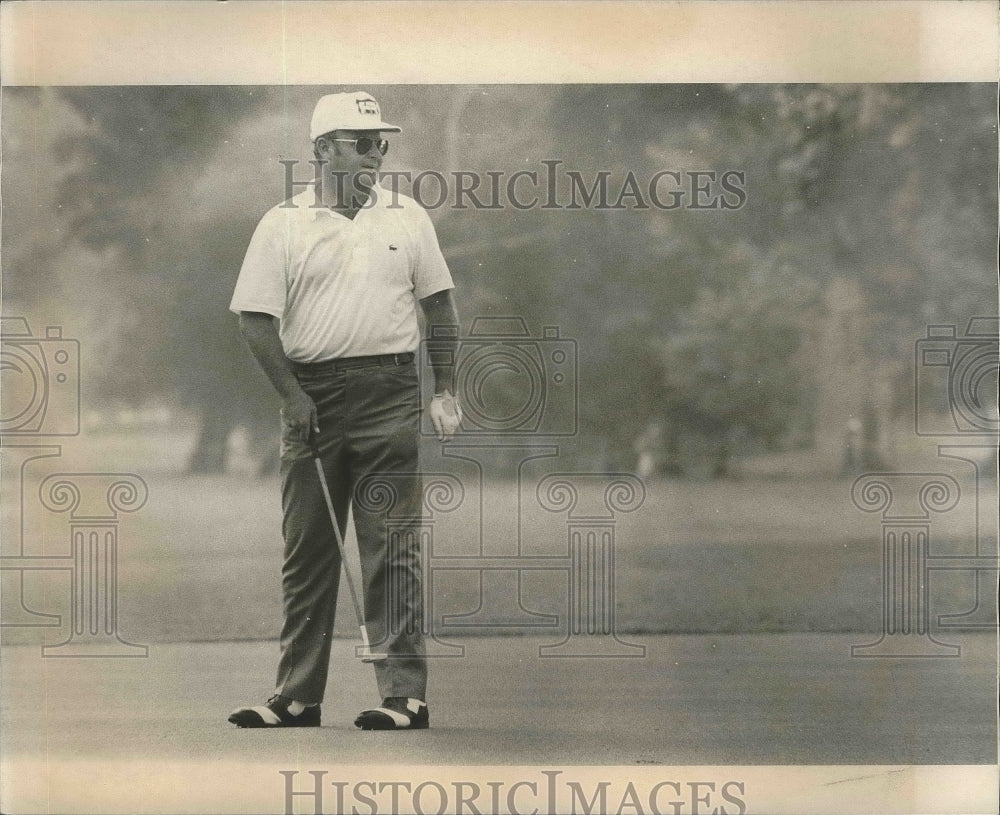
[[354, 697, 429, 730], [228, 694, 321, 728]]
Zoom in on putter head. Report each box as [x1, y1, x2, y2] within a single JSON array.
[[359, 650, 389, 663]]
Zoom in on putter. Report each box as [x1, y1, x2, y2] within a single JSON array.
[[310, 442, 388, 663]]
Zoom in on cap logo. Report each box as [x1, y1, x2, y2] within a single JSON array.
[[356, 98, 379, 116]]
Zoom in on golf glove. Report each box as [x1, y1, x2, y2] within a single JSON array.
[[429, 391, 462, 440]]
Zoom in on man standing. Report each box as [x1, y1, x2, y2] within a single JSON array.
[[227, 91, 461, 730]]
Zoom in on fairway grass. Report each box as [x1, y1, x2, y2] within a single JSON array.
[[4, 466, 993, 646]]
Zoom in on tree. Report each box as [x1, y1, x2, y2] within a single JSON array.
[[52, 87, 287, 472], [10, 83, 991, 477], [653, 262, 818, 477]]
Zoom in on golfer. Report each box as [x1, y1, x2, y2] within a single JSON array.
[[227, 91, 461, 730]]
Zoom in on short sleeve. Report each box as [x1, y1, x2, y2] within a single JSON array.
[[229, 209, 287, 318], [410, 206, 455, 301]]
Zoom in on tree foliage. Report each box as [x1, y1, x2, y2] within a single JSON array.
[[3, 84, 994, 475]]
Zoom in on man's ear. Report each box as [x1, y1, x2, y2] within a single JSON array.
[[316, 133, 344, 159]]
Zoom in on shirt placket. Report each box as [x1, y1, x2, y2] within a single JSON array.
[[350, 218, 370, 276]]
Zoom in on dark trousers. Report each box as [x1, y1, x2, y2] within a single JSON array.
[[274, 358, 426, 704]]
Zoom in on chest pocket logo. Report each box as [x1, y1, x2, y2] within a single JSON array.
[[378, 235, 411, 288]]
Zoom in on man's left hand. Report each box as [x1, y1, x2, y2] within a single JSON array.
[[429, 391, 462, 440]]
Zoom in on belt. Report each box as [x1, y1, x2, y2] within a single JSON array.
[[292, 352, 415, 374]]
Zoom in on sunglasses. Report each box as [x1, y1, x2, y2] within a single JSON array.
[[331, 137, 390, 156]]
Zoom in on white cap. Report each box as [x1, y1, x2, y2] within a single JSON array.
[[309, 91, 401, 141]]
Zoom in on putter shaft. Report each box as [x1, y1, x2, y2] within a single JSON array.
[[312, 453, 388, 662]]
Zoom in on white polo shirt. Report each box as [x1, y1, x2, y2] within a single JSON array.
[[229, 184, 454, 362]]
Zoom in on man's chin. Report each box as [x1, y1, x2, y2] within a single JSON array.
[[354, 169, 380, 189]]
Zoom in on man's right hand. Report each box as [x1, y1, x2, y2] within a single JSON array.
[[281, 389, 320, 445]]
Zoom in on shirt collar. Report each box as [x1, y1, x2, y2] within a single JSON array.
[[294, 182, 386, 220]]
